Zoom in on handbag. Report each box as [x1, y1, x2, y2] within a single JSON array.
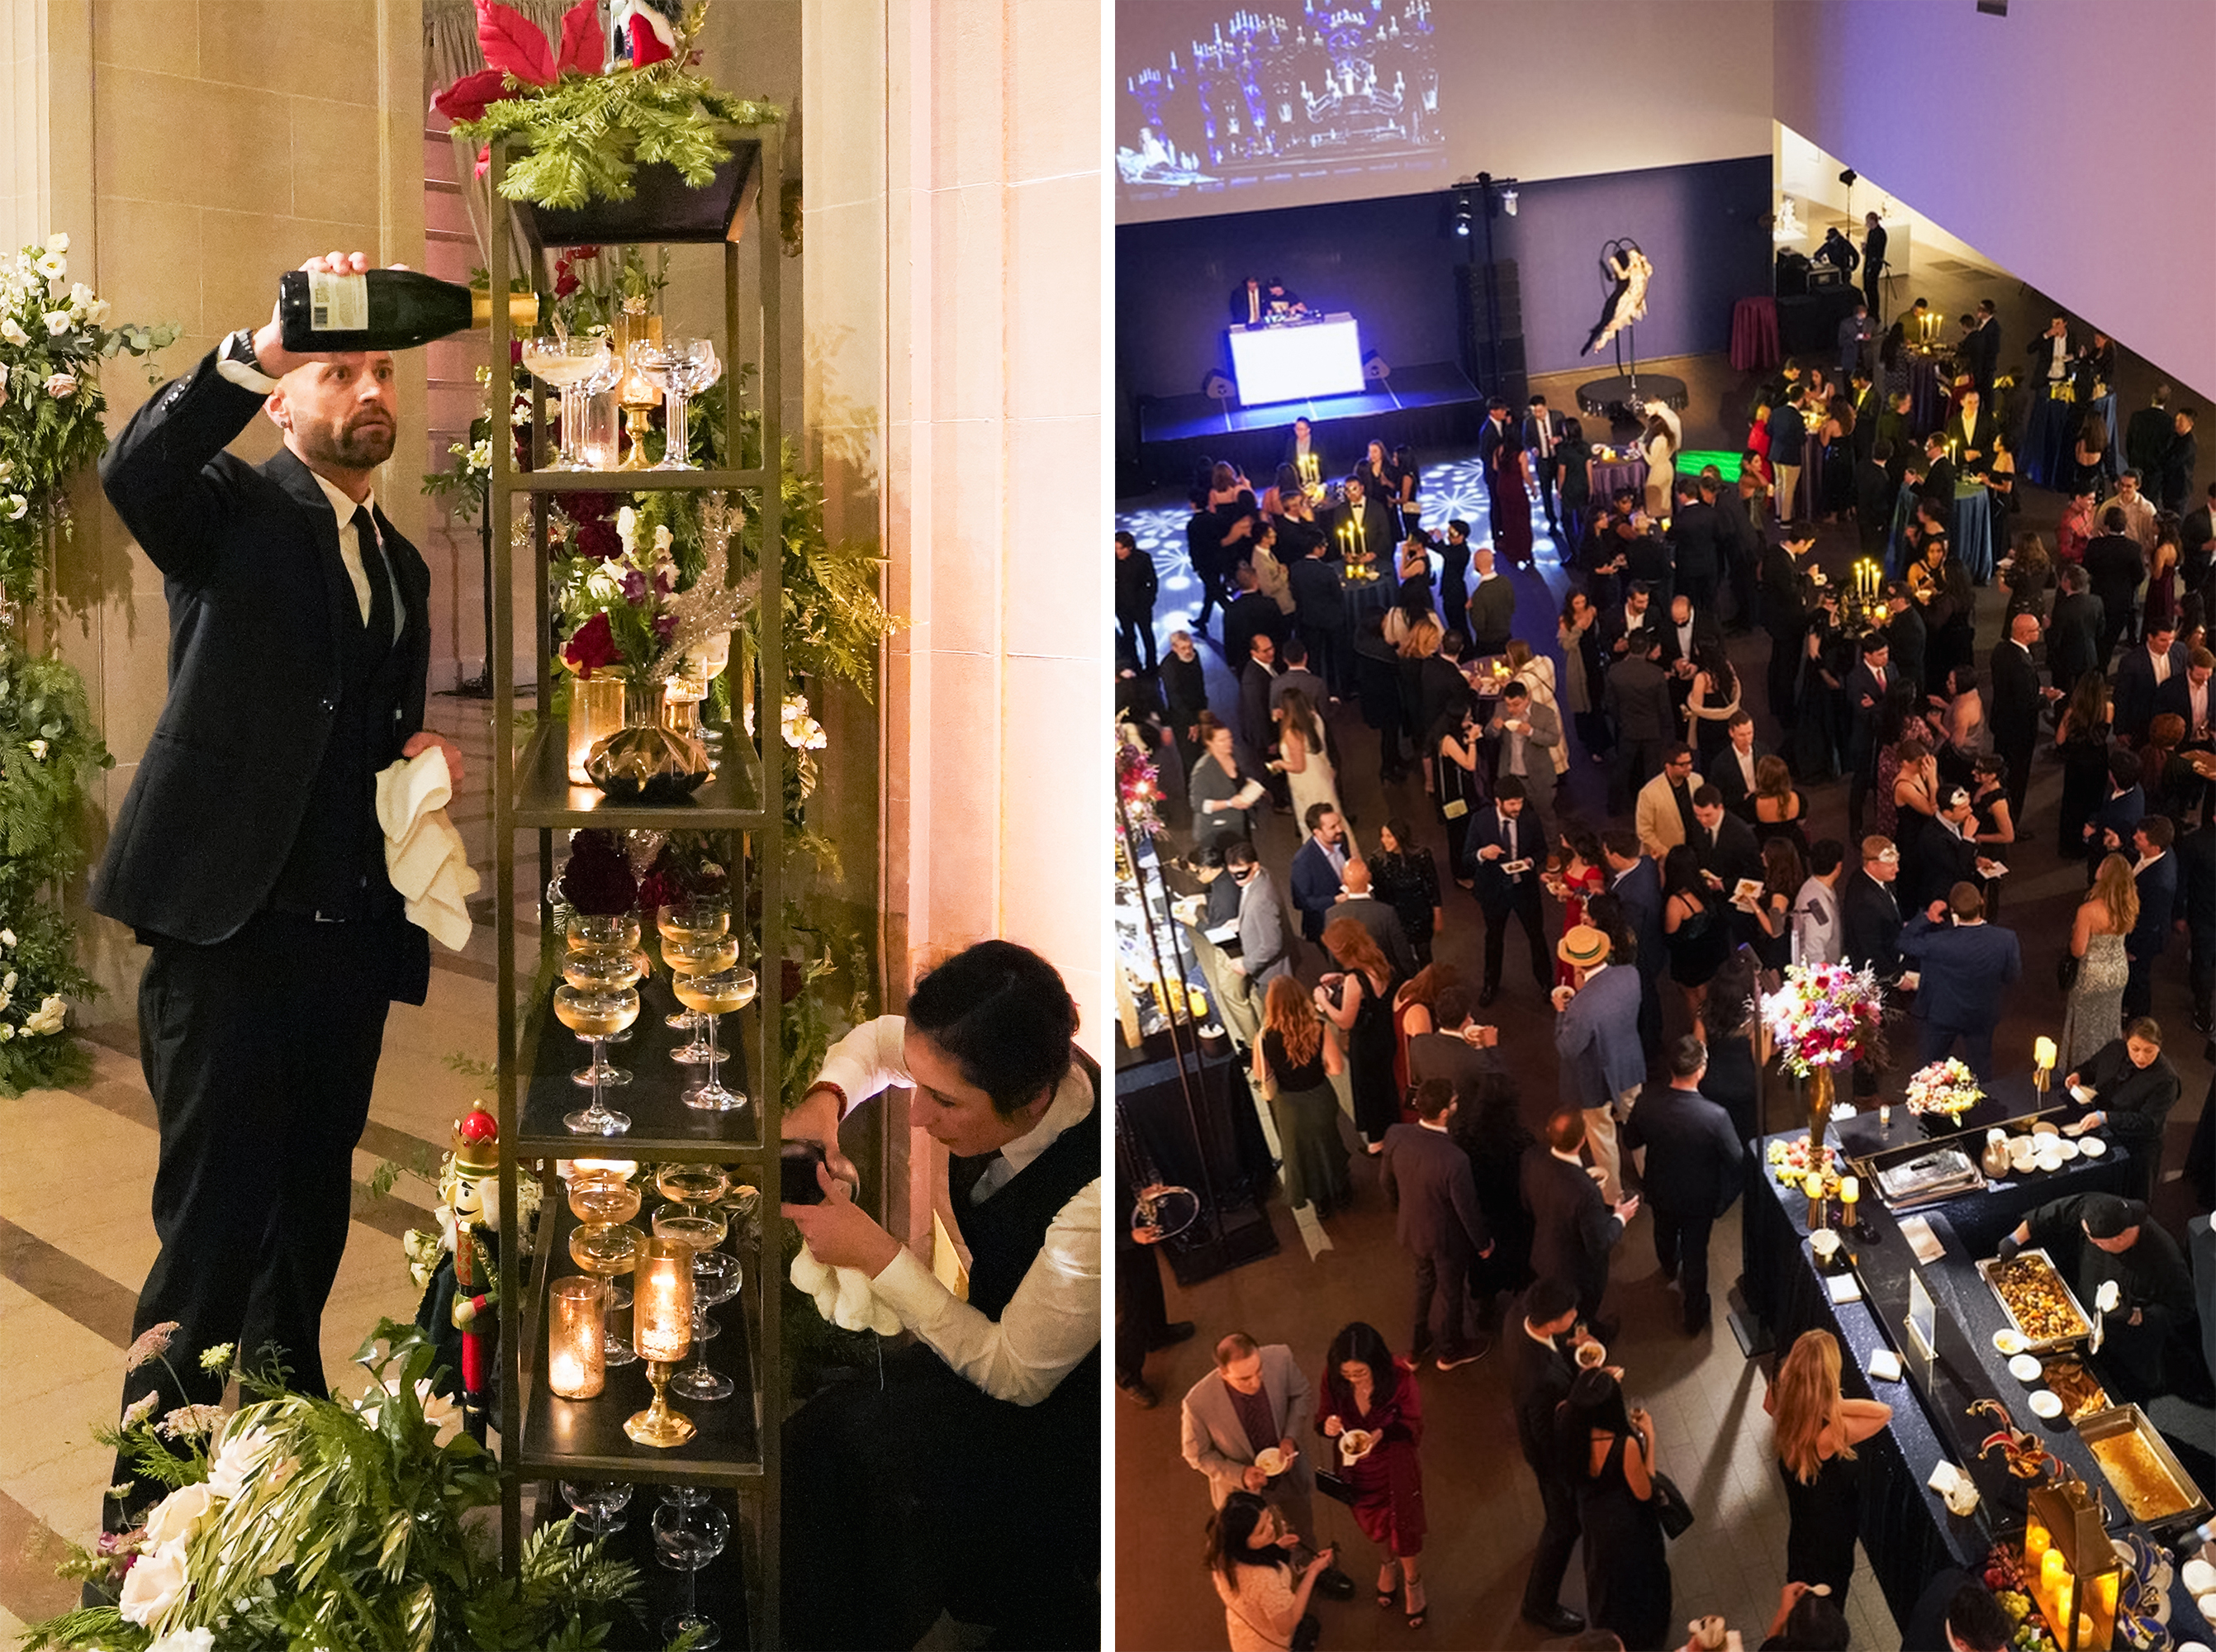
[[2057, 952, 2081, 991], [1650, 1469, 1696, 1540]]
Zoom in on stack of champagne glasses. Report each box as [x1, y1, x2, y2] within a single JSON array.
[[652, 1165, 743, 1403], [657, 900, 733, 1066], [559, 912, 644, 1135], [565, 1168, 643, 1368], [658, 903, 753, 1113]]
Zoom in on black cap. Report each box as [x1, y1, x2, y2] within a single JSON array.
[[2081, 1194, 2142, 1240]]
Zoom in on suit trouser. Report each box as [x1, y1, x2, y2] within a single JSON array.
[[114, 912, 396, 1517], [1584, 1083, 1640, 1205], [2124, 951, 2156, 1019], [1772, 463, 1802, 521], [1116, 610, 1157, 672], [1480, 884, 1551, 991], [1766, 634, 1801, 725], [1520, 1464, 1583, 1618], [1651, 1203, 1718, 1323], [1918, 1015, 1995, 1080], [1532, 458, 1560, 527], [1411, 1246, 1476, 1358], [1115, 1239, 1168, 1386], [1863, 264, 1884, 321]]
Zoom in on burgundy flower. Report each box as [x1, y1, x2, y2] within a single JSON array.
[[560, 829, 638, 916], [653, 611, 677, 641], [619, 566, 648, 603], [574, 518, 619, 561], [781, 958, 804, 1004], [554, 264, 580, 299], [562, 611, 621, 676]]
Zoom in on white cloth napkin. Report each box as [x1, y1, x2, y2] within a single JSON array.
[[789, 1241, 900, 1336], [374, 748, 479, 952]]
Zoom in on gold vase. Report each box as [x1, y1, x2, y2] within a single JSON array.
[[1806, 1066, 1834, 1165], [567, 672, 629, 785]]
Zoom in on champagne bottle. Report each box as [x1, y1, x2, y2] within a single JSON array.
[[277, 268, 541, 353]]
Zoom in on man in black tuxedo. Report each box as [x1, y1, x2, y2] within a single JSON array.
[[2160, 406, 2198, 516], [1604, 630, 1676, 813], [2123, 817, 2178, 1020], [1990, 610, 2056, 818], [1507, 1278, 1590, 1637], [1897, 884, 2023, 1078], [1690, 786, 1762, 894], [96, 253, 460, 1512], [1709, 713, 1768, 819], [1842, 837, 1905, 983], [1236, 631, 1282, 783], [1469, 778, 1550, 1006], [1859, 212, 1887, 318], [2048, 566, 2104, 703], [1522, 1111, 1638, 1327], [1289, 538, 1350, 697], [1598, 581, 1658, 662], [1438, 517, 1473, 642], [1668, 477, 1725, 613], [1620, 1037, 1744, 1335], [1222, 557, 1288, 675], [1918, 431, 1957, 506], [1522, 394, 1565, 535], [1407, 984, 1503, 1111], [1882, 582, 1928, 699], [1382, 1080, 1497, 1368], [1844, 634, 1895, 840], [2124, 385, 2174, 480], [1946, 387, 2000, 475], [2112, 620, 2185, 746], [2086, 506, 2147, 665], [1915, 787, 1982, 913], [1761, 524, 1819, 724]]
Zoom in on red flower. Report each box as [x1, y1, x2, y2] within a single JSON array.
[[562, 611, 621, 676], [574, 518, 619, 561], [554, 263, 580, 298], [560, 830, 638, 916]]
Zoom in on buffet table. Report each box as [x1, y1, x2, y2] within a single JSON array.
[[1739, 1108, 2213, 1638]]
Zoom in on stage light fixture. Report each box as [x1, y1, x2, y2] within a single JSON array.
[[1453, 188, 1472, 235], [1839, 168, 1858, 187], [1502, 186, 1519, 216]]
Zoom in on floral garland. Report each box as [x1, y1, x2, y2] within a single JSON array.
[[1758, 961, 1886, 1077], [1905, 1056, 1983, 1118]]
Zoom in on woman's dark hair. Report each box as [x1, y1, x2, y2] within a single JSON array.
[[1556, 1366, 1632, 1469], [1707, 945, 1759, 1039], [1693, 638, 1734, 691], [1382, 815, 1417, 857], [1880, 322, 1904, 367], [1323, 1321, 1401, 1412], [1773, 1591, 1852, 1650], [906, 940, 1077, 1115], [1662, 844, 1706, 901], [1562, 416, 1584, 443], [1273, 462, 1300, 496], [1874, 683, 1921, 748], [1203, 1490, 1288, 1583], [1564, 824, 1604, 869], [1585, 890, 1636, 969]]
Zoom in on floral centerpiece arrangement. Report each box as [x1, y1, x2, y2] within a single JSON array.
[[0, 233, 178, 1093], [1759, 961, 1887, 1162], [23, 1322, 656, 1651], [1905, 1056, 1983, 1123]]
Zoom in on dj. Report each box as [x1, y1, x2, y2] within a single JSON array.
[[779, 941, 1101, 1649], [1996, 1194, 2195, 1398]]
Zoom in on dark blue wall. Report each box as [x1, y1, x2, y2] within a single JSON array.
[[1117, 154, 1772, 415]]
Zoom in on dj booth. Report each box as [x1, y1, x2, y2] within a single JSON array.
[[1225, 312, 1367, 406]]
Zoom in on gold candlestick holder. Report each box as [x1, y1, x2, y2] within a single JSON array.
[[613, 300, 663, 472], [625, 1358, 698, 1447]]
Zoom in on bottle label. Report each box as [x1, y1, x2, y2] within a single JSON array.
[[306, 271, 368, 334]]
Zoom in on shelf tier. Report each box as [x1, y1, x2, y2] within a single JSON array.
[[496, 466, 771, 496], [517, 966, 776, 1163], [509, 720, 767, 831]]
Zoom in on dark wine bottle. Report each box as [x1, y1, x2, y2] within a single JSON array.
[[277, 269, 541, 353]]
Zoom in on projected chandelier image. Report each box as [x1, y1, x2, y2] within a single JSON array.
[[1118, 0, 1442, 194]]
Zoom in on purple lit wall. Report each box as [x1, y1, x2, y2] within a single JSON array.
[[1773, 0, 2216, 401]]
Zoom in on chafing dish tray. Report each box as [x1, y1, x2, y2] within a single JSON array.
[[2038, 1355, 2109, 1422], [1975, 1247, 2092, 1351], [1872, 1145, 1984, 1208], [2076, 1403, 2212, 1527]]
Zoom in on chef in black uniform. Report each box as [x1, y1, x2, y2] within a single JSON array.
[[1998, 1194, 2195, 1399]]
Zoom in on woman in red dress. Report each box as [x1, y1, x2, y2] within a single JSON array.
[[1744, 401, 1775, 487], [1488, 431, 1535, 568], [1317, 1321, 1430, 1627], [1549, 825, 1606, 986]]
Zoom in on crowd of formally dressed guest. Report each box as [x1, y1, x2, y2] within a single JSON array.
[[1112, 297, 2214, 1650]]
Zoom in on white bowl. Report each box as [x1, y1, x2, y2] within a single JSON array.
[[2055, 1139, 2081, 1161], [2080, 1137, 2108, 1157], [2009, 1354, 2043, 1382], [1994, 1329, 2029, 1355], [2180, 1559, 2216, 1595], [2029, 1389, 2064, 1419], [1255, 1446, 1285, 1476], [2035, 1151, 2066, 1175]]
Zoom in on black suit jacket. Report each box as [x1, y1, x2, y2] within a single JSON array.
[[1989, 638, 2043, 750], [1694, 813, 1763, 890], [1842, 870, 1904, 978], [2113, 643, 2187, 743], [1884, 602, 1928, 692], [1379, 1123, 1491, 1260], [1620, 1082, 1744, 1218], [2155, 672, 2216, 739], [2048, 591, 2104, 686], [1913, 823, 1980, 911], [1469, 805, 1545, 908], [95, 348, 431, 995], [1507, 1322, 1578, 1474], [1522, 1147, 1619, 1312], [1668, 501, 1724, 583], [1611, 857, 1668, 979], [1521, 412, 1564, 472], [1407, 1028, 1502, 1113], [1711, 743, 1768, 818], [2086, 533, 2147, 615]]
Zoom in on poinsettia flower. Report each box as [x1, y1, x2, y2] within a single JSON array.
[[561, 610, 621, 676], [431, 66, 510, 127]]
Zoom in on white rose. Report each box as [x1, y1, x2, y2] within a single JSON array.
[[117, 1536, 188, 1626], [45, 371, 76, 398], [68, 282, 93, 308], [0, 928, 14, 947], [142, 1482, 212, 1548], [27, 738, 46, 760], [0, 1024, 16, 1042], [43, 231, 69, 255], [615, 505, 638, 547], [358, 1376, 463, 1447], [23, 995, 66, 1035], [0, 987, 12, 1012], [2, 971, 15, 991], [87, 297, 111, 325], [149, 1629, 216, 1652], [204, 1422, 275, 1501], [3, 496, 26, 521], [0, 459, 12, 482], [42, 310, 71, 335], [35, 251, 64, 279], [0, 318, 26, 345]]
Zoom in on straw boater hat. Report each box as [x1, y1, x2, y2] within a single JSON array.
[[1558, 925, 1610, 971]]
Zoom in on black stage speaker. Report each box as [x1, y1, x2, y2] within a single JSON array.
[[1201, 369, 1234, 401], [1115, 1051, 1280, 1287], [1457, 259, 1527, 405]]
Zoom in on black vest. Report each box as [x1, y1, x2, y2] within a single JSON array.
[[268, 516, 408, 920], [947, 1049, 1103, 1322]]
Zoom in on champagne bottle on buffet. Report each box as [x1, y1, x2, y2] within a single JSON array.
[[278, 268, 540, 353]]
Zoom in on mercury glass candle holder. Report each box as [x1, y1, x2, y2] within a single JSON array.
[[548, 1276, 606, 1398], [625, 1237, 697, 1448]]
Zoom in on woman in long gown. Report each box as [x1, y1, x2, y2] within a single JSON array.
[[1559, 1368, 1673, 1651], [1488, 432, 1535, 569], [1819, 395, 1858, 521], [1766, 1331, 1892, 1604], [1890, 738, 1941, 899], [2062, 854, 2137, 1067], [1252, 974, 1352, 1220], [1316, 919, 1402, 1154], [1700, 947, 1764, 1140], [2054, 673, 2114, 858], [1639, 401, 1682, 520], [1316, 1322, 1431, 1628], [1274, 688, 1345, 843]]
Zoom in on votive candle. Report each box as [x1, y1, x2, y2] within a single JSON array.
[[1839, 1175, 1859, 1225], [2034, 1036, 2057, 1072], [548, 1276, 606, 1398], [1805, 1171, 1828, 1230], [632, 1237, 695, 1365]]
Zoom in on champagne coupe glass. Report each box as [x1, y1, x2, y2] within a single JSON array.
[[669, 1249, 741, 1402], [652, 1198, 734, 1401], [657, 1164, 733, 1208], [560, 1479, 633, 1537], [567, 1168, 643, 1320], [641, 339, 722, 472], [663, 932, 741, 1065], [521, 336, 616, 472], [568, 912, 643, 954], [671, 967, 756, 1111], [563, 948, 642, 1088], [657, 900, 732, 1045], [567, 1216, 643, 1367], [558, 984, 639, 1134], [693, 633, 732, 758], [652, 1496, 730, 1650], [664, 662, 709, 743]]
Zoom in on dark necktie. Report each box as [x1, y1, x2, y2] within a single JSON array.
[[353, 506, 396, 643]]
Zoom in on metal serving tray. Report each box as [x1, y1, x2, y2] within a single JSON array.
[[1974, 1246, 2093, 1352], [2076, 1403, 2213, 1529]]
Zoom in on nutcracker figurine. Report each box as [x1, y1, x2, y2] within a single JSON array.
[[446, 1105, 501, 1445]]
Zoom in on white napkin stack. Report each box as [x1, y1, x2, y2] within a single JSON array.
[[374, 748, 479, 952], [789, 1241, 900, 1336]]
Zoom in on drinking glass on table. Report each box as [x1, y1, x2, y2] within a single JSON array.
[[563, 947, 642, 1088], [638, 339, 721, 471], [521, 336, 619, 472], [653, 1199, 739, 1404], [567, 1212, 643, 1367], [661, 905, 737, 1060], [558, 982, 639, 1134], [652, 1496, 730, 1649], [560, 1479, 633, 1536], [671, 966, 755, 1111]]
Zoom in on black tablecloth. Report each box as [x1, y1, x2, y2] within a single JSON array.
[[1735, 1120, 2213, 1632]]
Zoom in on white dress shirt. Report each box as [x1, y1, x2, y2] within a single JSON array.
[[1792, 875, 1842, 966], [816, 1015, 1101, 1407], [304, 468, 402, 639]]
